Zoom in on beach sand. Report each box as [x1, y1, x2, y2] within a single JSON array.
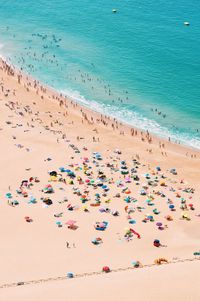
[[0, 57, 200, 300], [1, 260, 200, 301]]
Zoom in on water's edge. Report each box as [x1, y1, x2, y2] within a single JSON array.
[[1, 53, 199, 152]]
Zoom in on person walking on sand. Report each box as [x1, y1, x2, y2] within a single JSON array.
[[66, 241, 70, 248]]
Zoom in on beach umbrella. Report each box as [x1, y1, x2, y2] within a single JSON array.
[[92, 239, 98, 245], [25, 216, 32, 222], [6, 193, 12, 199], [156, 222, 162, 227], [121, 166, 127, 170], [124, 196, 131, 203], [169, 204, 175, 209], [182, 212, 190, 219], [102, 185, 109, 191], [129, 219, 136, 224], [43, 198, 53, 205], [140, 189, 146, 195], [121, 170, 129, 175], [132, 261, 140, 268], [67, 272, 74, 278], [99, 222, 106, 228], [49, 171, 57, 176], [112, 210, 119, 216], [153, 239, 161, 247], [56, 221, 62, 226], [170, 168, 177, 175], [116, 180, 122, 185], [102, 266, 110, 273], [66, 220, 77, 226], [21, 180, 28, 186], [29, 196, 36, 204], [13, 200, 19, 206], [68, 171, 75, 177]]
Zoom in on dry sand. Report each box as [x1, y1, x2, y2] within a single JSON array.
[[1, 261, 200, 301], [0, 58, 200, 300]]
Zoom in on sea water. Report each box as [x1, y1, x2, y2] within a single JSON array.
[[0, 0, 200, 148]]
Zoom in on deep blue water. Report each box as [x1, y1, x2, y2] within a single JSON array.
[[0, 0, 200, 147]]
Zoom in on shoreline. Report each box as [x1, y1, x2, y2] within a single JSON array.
[[0, 55, 200, 155]]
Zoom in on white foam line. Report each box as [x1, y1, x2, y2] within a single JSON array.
[[60, 89, 200, 150]]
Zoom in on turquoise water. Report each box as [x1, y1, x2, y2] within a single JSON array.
[[0, 0, 200, 148]]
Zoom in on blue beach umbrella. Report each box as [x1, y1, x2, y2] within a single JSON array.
[[56, 221, 62, 227], [129, 219, 136, 224], [67, 272, 74, 278], [124, 197, 131, 203], [6, 193, 12, 199]]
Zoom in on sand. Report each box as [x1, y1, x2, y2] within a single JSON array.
[[1, 261, 200, 301], [0, 57, 200, 300]]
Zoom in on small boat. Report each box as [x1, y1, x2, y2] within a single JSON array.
[[184, 21, 190, 26], [112, 9, 117, 13]]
